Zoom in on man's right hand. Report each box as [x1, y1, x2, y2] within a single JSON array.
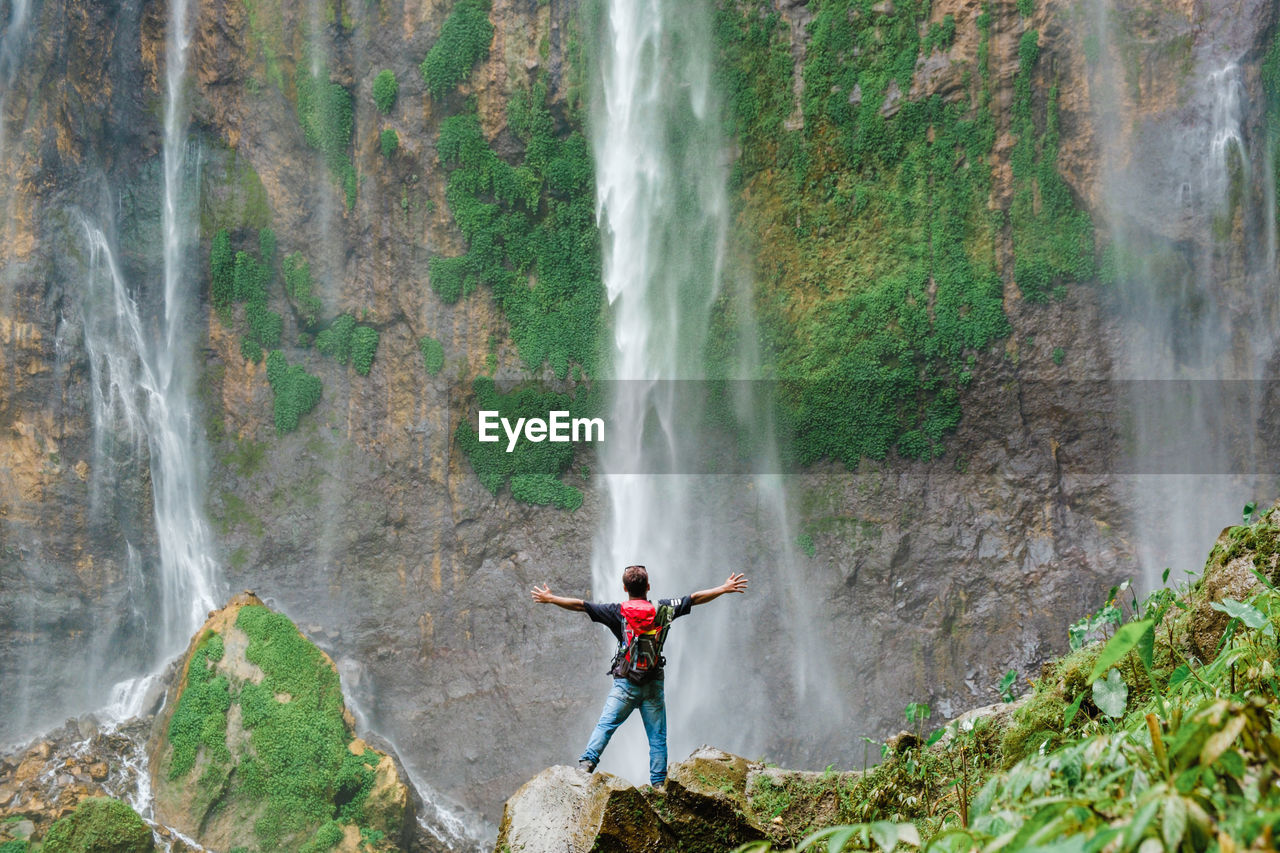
[[531, 584, 587, 611], [721, 573, 749, 595]]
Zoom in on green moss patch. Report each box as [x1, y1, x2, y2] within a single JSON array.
[[41, 799, 153, 853], [432, 80, 603, 379], [161, 605, 397, 852], [715, 0, 1093, 466]]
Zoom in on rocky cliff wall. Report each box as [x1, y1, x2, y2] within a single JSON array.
[[0, 0, 1276, 825]]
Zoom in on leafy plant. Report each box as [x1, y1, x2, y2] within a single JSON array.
[[371, 69, 398, 114], [296, 58, 357, 209], [419, 0, 493, 99], [998, 670, 1018, 703], [380, 128, 399, 158], [265, 350, 322, 434]]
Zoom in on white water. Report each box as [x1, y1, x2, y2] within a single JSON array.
[[589, 0, 841, 780], [1091, 7, 1280, 590]]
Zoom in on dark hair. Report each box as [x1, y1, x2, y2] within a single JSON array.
[[622, 565, 648, 597]]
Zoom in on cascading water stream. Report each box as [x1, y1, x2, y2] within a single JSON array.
[[589, 0, 842, 779], [1090, 2, 1280, 590]]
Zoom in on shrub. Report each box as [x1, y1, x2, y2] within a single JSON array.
[[41, 799, 153, 853], [350, 326, 379, 376], [380, 128, 399, 158], [265, 350, 322, 434], [371, 69, 398, 114], [315, 314, 356, 363], [419, 0, 493, 99], [419, 336, 445, 375], [427, 255, 470, 303]]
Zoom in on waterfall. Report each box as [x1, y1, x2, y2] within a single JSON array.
[[1091, 5, 1280, 589], [74, 0, 219, 706], [589, 0, 841, 778]]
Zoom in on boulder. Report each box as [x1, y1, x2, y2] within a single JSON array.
[[149, 592, 415, 852], [656, 746, 769, 848], [494, 765, 675, 853], [40, 797, 154, 853]]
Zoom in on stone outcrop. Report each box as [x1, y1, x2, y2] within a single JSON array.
[[148, 592, 415, 852], [1187, 504, 1280, 662], [494, 765, 674, 853], [495, 747, 865, 852]]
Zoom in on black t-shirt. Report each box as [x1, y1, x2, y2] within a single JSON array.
[[584, 595, 694, 678]]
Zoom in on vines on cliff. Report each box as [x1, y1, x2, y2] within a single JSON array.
[[429, 21, 603, 508], [208, 228, 380, 434], [715, 0, 1094, 466]]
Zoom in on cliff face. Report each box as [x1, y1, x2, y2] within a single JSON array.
[[0, 0, 1276, 825]]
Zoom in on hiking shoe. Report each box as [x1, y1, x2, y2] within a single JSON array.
[[577, 759, 596, 773]]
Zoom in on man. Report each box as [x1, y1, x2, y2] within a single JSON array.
[[531, 565, 749, 788]]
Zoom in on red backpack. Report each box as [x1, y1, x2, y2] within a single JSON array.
[[609, 600, 674, 684]]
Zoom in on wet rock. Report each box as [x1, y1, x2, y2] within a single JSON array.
[[494, 765, 674, 853]]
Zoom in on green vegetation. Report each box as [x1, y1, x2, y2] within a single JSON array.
[[316, 314, 381, 376], [419, 336, 445, 375], [0, 841, 28, 853], [208, 230, 382, 433], [1052, 346, 1065, 365], [1264, 28, 1280, 213], [296, 59, 357, 209], [1009, 30, 1094, 302], [431, 77, 605, 508], [210, 229, 234, 314], [266, 350, 323, 434], [234, 605, 383, 849], [510, 473, 584, 511], [372, 69, 398, 114], [420, 0, 494, 99], [283, 251, 324, 328], [433, 81, 603, 377], [163, 605, 392, 851], [41, 799, 153, 853], [167, 632, 231, 778], [209, 227, 283, 363], [380, 128, 399, 158], [715, 0, 1093, 467], [739, 508, 1280, 853], [454, 377, 598, 506]]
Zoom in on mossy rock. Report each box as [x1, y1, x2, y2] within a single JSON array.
[[1187, 510, 1280, 661], [40, 798, 153, 853], [148, 593, 414, 852]]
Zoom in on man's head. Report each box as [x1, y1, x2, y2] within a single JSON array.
[[622, 565, 649, 598]]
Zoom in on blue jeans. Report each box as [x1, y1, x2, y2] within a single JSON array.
[[580, 678, 667, 785]]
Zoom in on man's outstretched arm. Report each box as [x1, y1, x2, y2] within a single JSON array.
[[690, 572, 749, 605], [531, 583, 587, 611]]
